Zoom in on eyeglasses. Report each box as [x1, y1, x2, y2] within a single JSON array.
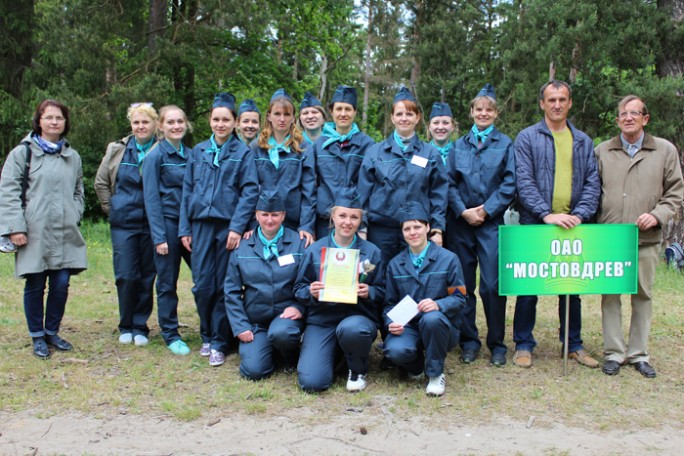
[[618, 110, 643, 119], [130, 102, 154, 108], [41, 116, 66, 123]]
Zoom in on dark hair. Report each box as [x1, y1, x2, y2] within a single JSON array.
[[400, 219, 429, 229], [538, 80, 572, 101], [32, 99, 70, 138]]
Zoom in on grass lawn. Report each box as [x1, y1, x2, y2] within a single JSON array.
[[1, 221, 683, 431]]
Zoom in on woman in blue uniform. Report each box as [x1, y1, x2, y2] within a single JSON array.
[[225, 192, 306, 379], [383, 202, 467, 396], [298, 91, 326, 145], [237, 99, 260, 146], [179, 92, 259, 367], [95, 102, 158, 347], [294, 191, 385, 392], [252, 88, 315, 246], [358, 87, 448, 264], [427, 102, 456, 167], [312, 85, 375, 239], [446, 84, 515, 366], [142, 105, 193, 355]]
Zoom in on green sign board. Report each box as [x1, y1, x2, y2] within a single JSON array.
[[499, 224, 638, 296]]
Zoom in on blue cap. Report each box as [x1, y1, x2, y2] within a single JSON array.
[[398, 201, 429, 224], [333, 188, 363, 209], [477, 83, 496, 100], [393, 86, 416, 104], [238, 99, 260, 116], [300, 91, 322, 110], [256, 191, 285, 212], [270, 88, 293, 103], [331, 86, 358, 109], [429, 102, 453, 120], [212, 92, 236, 111]]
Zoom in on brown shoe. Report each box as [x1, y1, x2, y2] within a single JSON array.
[[568, 349, 599, 368], [513, 350, 532, 368]]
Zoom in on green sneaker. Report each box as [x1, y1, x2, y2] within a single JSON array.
[[168, 339, 190, 356]]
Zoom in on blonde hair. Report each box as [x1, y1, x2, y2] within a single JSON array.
[[328, 206, 365, 229], [258, 98, 304, 153], [158, 105, 193, 137], [127, 103, 158, 122], [469, 96, 499, 119]]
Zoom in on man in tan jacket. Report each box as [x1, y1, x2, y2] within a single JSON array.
[[595, 95, 684, 378]]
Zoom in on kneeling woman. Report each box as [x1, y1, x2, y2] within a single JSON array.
[[225, 192, 306, 379], [294, 191, 385, 392], [383, 202, 466, 396]]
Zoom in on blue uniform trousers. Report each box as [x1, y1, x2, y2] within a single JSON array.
[[190, 220, 231, 353], [513, 294, 583, 353], [239, 317, 304, 380], [24, 269, 71, 337], [298, 315, 377, 392], [384, 311, 459, 378], [367, 223, 405, 265], [153, 217, 191, 345], [111, 227, 156, 337], [446, 215, 507, 355]]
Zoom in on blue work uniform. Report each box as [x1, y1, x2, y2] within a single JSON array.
[[179, 135, 259, 353], [109, 137, 156, 338], [312, 128, 375, 238], [357, 135, 448, 264], [446, 127, 516, 356], [225, 227, 306, 379], [251, 142, 316, 235], [383, 243, 466, 378], [142, 139, 192, 345], [294, 235, 385, 392]]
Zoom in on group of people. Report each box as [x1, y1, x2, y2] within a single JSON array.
[[1, 79, 682, 398]]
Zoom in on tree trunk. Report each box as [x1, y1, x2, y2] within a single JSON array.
[[362, 0, 374, 129], [0, 0, 34, 98], [318, 54, 328, 102], [148, 0, 166, 55]]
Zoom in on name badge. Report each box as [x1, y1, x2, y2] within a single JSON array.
[[278, 254, 295, 267], [411, 155, 428, 168]]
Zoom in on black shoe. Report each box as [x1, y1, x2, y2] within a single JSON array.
[[490, 352, 507, 367], [461, 349, 479, 364], [632, 361, 656, 378], [602, 360, 621, 376], [45, 334, 73, 351], [32, 337, 50, 359]]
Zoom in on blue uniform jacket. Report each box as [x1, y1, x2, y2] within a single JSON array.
[[179, 136, 259, 236], [142, 140, 190, 245], [447, 127, 516, 219], [357, 135, 448, 230], [383, 243, 466, 330], [312, 131, 375, 218], [514, 120, 599, 225], [225, 227, 306, 336], [109, 138, 152, 230], [294, 235, 385, 328], [251, 142, 316, 234]]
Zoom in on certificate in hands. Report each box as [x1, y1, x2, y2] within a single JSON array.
[[387, 295, 419, 326], [319, 247, 360, 304]]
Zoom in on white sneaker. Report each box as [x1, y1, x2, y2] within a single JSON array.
[[134, 335, 149, 346], [118, 333, 133, 344], [426, 374, 446, 396], [346, 370, 367, 392]]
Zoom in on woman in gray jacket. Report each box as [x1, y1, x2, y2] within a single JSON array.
[[0, 99, 87, 358]]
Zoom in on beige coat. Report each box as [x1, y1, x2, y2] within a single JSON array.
[[0, 134, 87, 278], [595, 133, 684, 245], [94, 135, 131, 214]]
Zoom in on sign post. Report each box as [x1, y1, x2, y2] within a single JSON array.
[[499, 224, 638, 374]]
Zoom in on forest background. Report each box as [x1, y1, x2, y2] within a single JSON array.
[[1, 0, 684, 240]]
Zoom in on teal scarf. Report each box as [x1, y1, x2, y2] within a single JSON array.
[[471, 124, 494, 144], [393, 130, 414, 153], [258, 226, 284, 260], [267, 135, 291, 169], [410, 242, 431, 270], [430, 140, 451, 165], [321, 122, 360, 149], [206, 134, 221, 167], [330, 229, 357, 249], [167, 140, 184, 159], [135, 138, 155, 165]]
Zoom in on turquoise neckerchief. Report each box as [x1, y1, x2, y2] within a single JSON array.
[[321, 122, 360, 149], [267, 135, 291, 169], [330, 229, 357, 249], [135, 138, 155, 165], [258, 226, 284, 260], [167, 140, 184, 159], [206, 134, 222, 167], [393, 130, 414, 153], [430, 140, 451, 165], [471, 124, 494, 144], [302, 131, 315, 144], [410, 241, 431, 270]]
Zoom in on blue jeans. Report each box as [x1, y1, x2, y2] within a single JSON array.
[[24, 269, 71, 337], [513, 294, 584, 353]]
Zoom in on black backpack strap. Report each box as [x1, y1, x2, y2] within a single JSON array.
[[20, 141, 32, 209]]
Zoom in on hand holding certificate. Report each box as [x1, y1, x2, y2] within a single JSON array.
[[387, 295, 420, 327], [318, 247, 360, 304]]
